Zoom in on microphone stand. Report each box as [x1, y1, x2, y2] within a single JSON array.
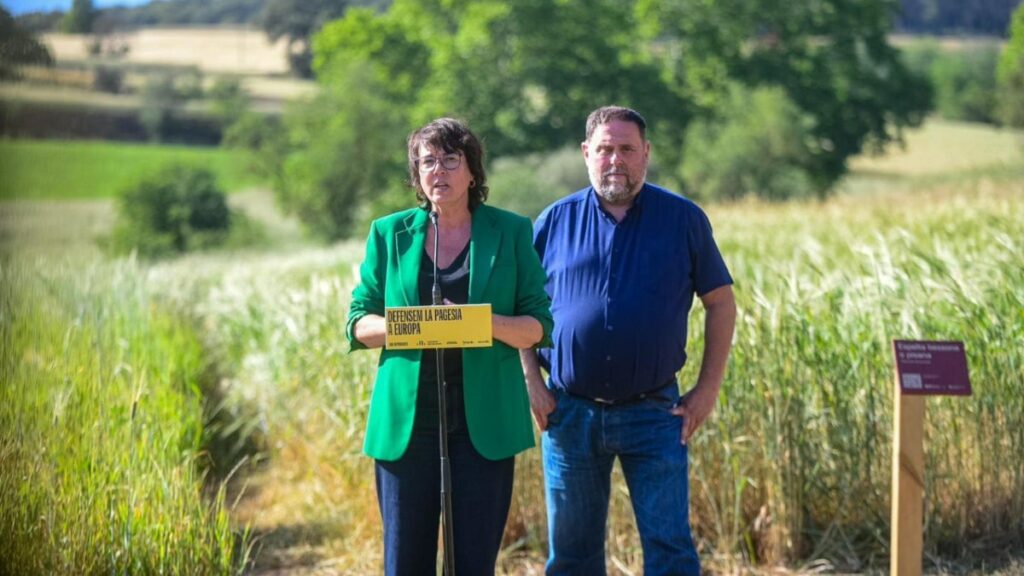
[[430, 211, 456, 575]]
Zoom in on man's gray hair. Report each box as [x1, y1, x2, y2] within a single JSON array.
[[585, 106, 647, 141]]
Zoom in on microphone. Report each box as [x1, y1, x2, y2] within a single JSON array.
[[428, 209, 455, 573], [430, 211, 442, 305]]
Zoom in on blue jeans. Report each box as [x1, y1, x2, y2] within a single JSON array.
[[542, 387, 700, 576], [375, 427, 515, 576]]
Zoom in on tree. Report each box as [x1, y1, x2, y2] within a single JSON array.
[[681, 84, 817, 201], [0, 7, 54, 80], [111, 164, 232, 257], [61, 0, 94, 34], [260, 0, 351, 77], [208, 76, 251, 128], [102, 0, 265, 27], [637, 0, 931, 189], [223, 112, 289, 191], [275, 59, 409, 240], [997, 2, 1024, 127], [315, 0, 685, 159], [930, 46, 1001, 124], [139, 71, 201, 142], [424, 0, 683, 158], [286, 0, 929, 239], [316, 0, 928, 195]]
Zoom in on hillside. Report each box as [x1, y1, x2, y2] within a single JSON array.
[[12, 0, 392, 29]]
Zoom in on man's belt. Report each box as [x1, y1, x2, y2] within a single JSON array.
[[569, 379, 677, 406]]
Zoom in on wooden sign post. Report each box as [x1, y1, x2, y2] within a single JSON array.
[[891, 380, 925, 576], [890, 340, 971, 576]]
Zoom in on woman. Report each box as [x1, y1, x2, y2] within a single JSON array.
[[346, 118, 553, 575]]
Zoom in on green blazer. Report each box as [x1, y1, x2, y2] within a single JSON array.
[[346, 204, 553, 461]]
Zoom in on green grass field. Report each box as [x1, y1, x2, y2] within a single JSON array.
[[2, 119, 1023, 574], [0, 139, 260, 201], [849, 119, 1024, 176]]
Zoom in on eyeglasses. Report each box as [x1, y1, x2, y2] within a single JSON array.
[[417, 153, 461, 173]]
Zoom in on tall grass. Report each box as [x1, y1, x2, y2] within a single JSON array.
[[0, 257, 250, 574], [133, 174, 1023, 572], [3, 149, 1021, 571], [143, 243, 384, 571], [681, 178, 1024, 570]]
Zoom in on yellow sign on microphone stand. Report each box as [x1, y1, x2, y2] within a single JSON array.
[[385, 304, 493, 349]]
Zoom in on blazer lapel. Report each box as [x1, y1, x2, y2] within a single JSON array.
[[469, 206, 499, 304], [396, 209, 429, 307]]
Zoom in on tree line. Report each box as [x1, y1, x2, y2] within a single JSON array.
[[895, 0, 1022, 35], [18, 0, 1024, 36]]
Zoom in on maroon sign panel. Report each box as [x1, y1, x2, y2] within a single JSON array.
[[893, 340, 972, 396]]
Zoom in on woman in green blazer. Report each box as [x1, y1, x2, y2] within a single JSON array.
[[346, 118, 553, 575]]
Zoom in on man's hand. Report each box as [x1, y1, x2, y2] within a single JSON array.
[[528, 377, 556, 431], [520, 349, 555, 430], [671, 284, 736, 445], [671, 384, 718, 444]]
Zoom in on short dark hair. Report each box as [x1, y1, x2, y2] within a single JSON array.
[[407, 117, 489, 211], [585, 106, 648, 142]]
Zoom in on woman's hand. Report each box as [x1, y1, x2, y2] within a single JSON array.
[[353, 314, 387, 349], [443, 298, 542, 348], [492, 313, 542, 349]]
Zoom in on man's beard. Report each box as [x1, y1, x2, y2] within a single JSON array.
[[594, 170, 642, 205]]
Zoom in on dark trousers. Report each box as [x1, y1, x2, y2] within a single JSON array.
[[375, 427, 515, 576]]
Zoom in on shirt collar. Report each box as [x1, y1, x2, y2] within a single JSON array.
[[587, 183, 648, 221]]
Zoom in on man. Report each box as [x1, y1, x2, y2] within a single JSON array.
[[520, 106, 736, 575]]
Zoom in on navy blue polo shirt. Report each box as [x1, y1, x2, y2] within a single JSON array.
[[533, 184, 733, 401]]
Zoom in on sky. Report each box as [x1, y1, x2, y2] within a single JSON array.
[[2, 0, 151, 15]]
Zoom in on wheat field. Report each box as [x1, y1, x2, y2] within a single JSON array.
[[2, 120, 1023, 574], [42, 28, 292, 75]]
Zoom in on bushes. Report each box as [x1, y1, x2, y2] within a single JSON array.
[[680, 84, 818, 202], [997, 3, 1024, 127], [0, 6, 54, 80], [931, 46, 1002, 124], [111, 164, 233, 257], [900, 41, 1003, 125], [488, 146, 590, 219], [273, 59, 408, 241], [473, 86, 823, 209], [139, 69, 204, 142], [91, 64, 124, 93]]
